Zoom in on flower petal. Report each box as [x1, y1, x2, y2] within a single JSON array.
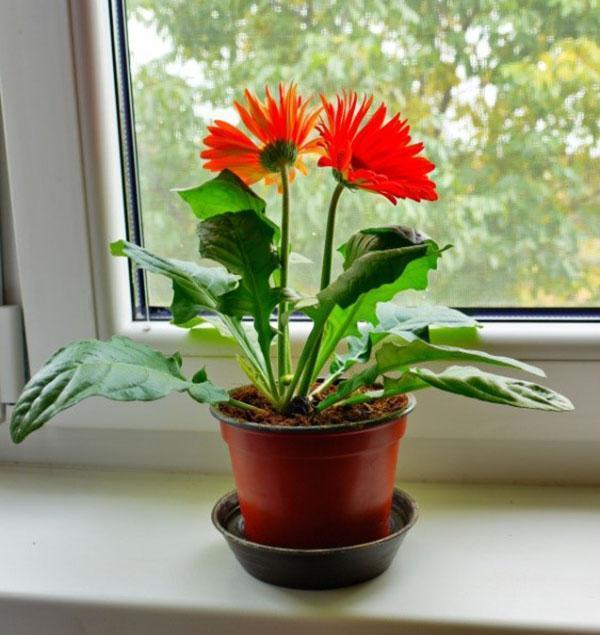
[[317, 92, 438, 203]]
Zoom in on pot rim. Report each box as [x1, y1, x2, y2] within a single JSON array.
[[210, 391, 416, 434]]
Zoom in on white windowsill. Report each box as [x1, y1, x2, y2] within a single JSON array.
[[116, 318, 600, 361], [1, 465, 599, 635]]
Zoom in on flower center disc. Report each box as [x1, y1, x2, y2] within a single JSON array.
[[260, 140, 298, 172]]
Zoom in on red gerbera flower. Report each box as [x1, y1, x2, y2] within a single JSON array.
[[201, 84, 322, 187], [317, 92, 437, 203]]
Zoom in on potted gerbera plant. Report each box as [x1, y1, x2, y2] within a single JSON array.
[[10, 84, 572, 587]]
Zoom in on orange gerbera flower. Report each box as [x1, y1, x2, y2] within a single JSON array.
[[201, 84, 322, 186], [317, 92, 437, 203]]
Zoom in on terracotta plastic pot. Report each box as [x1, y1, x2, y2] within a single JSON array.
[[211, 394, 416, 549]]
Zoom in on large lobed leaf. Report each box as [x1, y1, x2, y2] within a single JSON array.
[[198, 209, 281, 361], [374, 303, 479, 340], [176, 169, 266, 219], [318, 244, 437, 310], [110, 240, 239, 325], [111, 239, 272, 392], [10, 336, 228, 443], [312, 226, 447, 321], [381, 366, 574, 412], [325, 305, 480, 384], [329, 324, 373, 377], [318, 336, 547, 410], [307, 226, 449, 382], [338, 225, 431, 270], [374, 338, 545, 378], [176, 169, 280, 242]]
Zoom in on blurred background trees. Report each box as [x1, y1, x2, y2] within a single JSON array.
[[126, 0, 600, 308]]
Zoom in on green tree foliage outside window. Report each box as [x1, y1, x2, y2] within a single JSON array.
[[126, 0, 600, 309]]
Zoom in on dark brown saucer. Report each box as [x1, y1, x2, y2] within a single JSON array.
[[212, 488, 418, 590]]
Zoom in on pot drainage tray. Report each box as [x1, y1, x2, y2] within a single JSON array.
[[212, 488, 418, 590]]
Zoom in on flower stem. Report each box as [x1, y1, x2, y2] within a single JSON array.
[[320, 182, 346, 289], [296, 183, 345, 397], [307, 297, 363, 388], [281, 313, 330, 409], [277, 166, 292, 385]]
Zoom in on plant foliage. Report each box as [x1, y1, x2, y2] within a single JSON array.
[[10, 82, 574, 442]]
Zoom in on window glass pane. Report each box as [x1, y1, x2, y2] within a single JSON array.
[[124, 0, 599, 310]]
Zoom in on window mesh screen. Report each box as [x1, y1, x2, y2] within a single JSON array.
[[116, 0, 600, 317]]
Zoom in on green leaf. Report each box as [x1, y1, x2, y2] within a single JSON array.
[[198, 209, 280, 362], [390, 366, 574, 412], [111, 240, 271, 387], [191, 367, 209, 383], [176, 170, 280, 243], [176, 169, 266, 219], [318, 337, 546, 410], [374, 338, 545, 377], [188, 365, 228, 403], [374, 303, 479, 340], [321, 366, 573, 413], [329, 323, 373, 376], [236, 354, 271, 397], [188, 380, 229, 405], [338, 225, 430, 270], [308, 239, 447, 382], [319, 244, 435, 310], [313, 238, 447, 330], [10, 336, 227, 443], [179, 314, 236, 338], [320, 305, 478, 389], [110, 240, 240, 325], [325, 228, 448, 319]]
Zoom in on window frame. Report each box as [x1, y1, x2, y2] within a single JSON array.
[[0, 0, 598, 480]]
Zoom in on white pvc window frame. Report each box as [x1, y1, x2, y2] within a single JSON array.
[[0, 0, 598, 482]]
